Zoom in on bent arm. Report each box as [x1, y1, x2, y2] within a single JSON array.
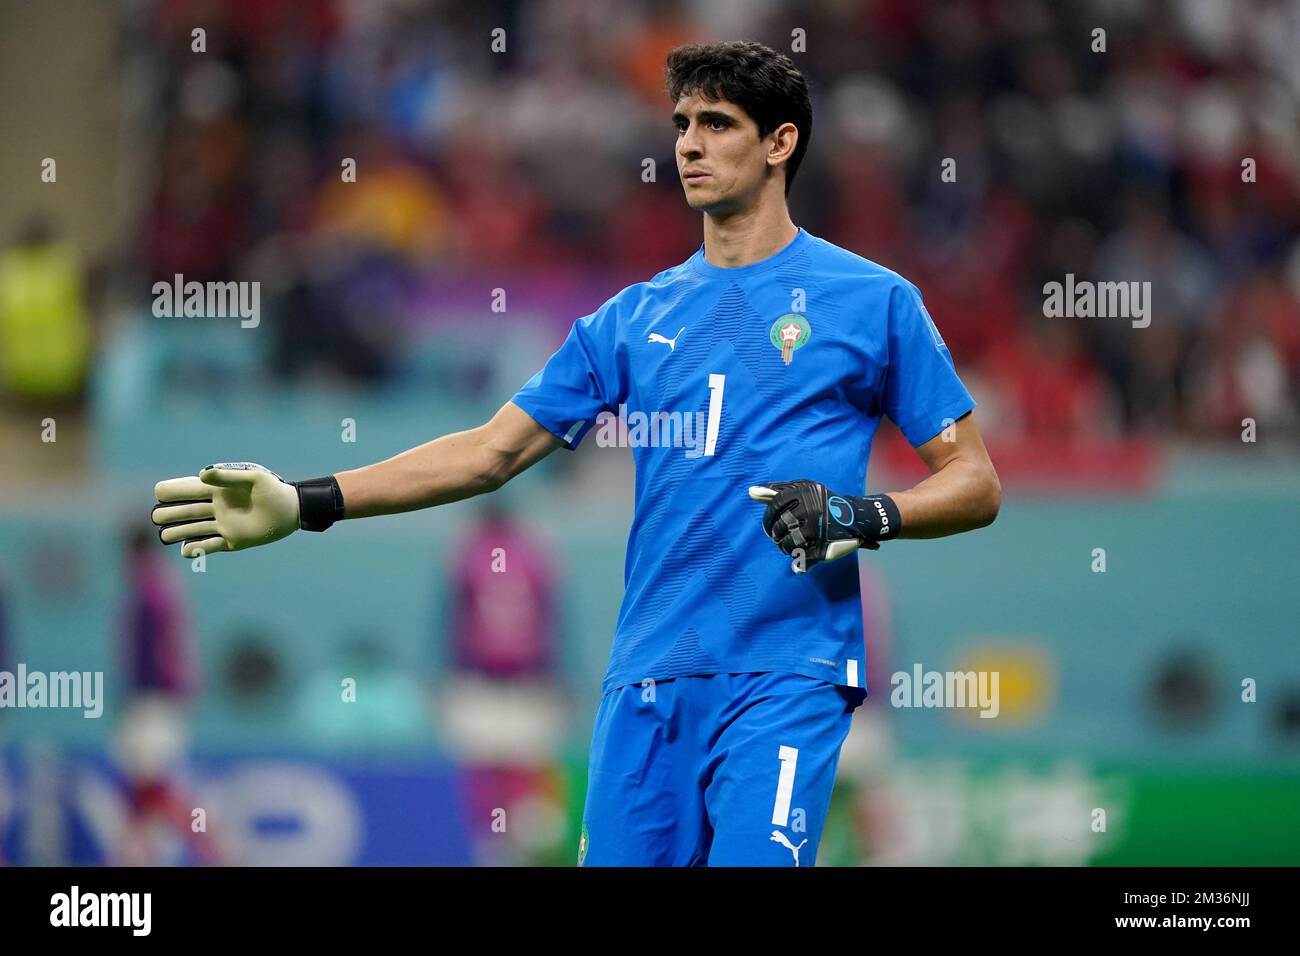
[[335, 401, 563, 519], [888, 411, 1001, 538]]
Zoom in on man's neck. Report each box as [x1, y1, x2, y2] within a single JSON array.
[[701, 203, 798, 269]]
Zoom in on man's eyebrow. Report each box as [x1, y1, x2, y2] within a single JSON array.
[[672, 109, 737, 125]]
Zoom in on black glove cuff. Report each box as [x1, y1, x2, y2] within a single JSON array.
[[293, 476, 345, 532], [847, 493, 902, 544]]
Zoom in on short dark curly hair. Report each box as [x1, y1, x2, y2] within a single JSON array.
[[665, 40, 812, 197]]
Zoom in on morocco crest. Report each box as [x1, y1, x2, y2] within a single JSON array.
[[769, 314, 812, 365]]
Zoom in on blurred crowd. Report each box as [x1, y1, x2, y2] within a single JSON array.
[[9, 0, 1297, 443]]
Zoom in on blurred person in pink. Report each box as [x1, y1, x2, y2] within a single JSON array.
[[437, 499, 568, 865], [114, 525, 218, 865]]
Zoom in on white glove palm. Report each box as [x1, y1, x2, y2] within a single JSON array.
[[152, 462, 300, 559]]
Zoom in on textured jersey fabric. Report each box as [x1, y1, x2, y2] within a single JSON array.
[[511, 228, 975, 694]]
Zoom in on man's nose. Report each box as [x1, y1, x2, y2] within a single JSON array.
[[678, 128, 702, 159]]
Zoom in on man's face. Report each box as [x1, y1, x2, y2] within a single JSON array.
[[673, 93, 774, 213]]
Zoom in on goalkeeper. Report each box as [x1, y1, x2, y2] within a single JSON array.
[[152, 40, 1001, 867]]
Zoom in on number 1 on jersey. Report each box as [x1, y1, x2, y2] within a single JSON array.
[[704, 373, 725, 457]]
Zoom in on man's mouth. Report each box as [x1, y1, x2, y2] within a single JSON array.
[[683, 170, 711, 184]]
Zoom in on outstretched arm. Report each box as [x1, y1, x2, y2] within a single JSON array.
[[152, 401, 562, 557], [336, 401, 563, 518]]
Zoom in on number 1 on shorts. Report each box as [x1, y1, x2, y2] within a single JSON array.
[[771, 744, 799, 827]]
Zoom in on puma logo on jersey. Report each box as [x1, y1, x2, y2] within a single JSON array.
[[647, 327, 685, 351], [770, 830, 808, 867]]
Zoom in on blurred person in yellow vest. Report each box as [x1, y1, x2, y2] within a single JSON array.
[[0, 216, 91, 404]]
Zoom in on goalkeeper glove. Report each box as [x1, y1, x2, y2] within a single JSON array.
[[748, 479, 901, 573], [151, 462, 344, 559]]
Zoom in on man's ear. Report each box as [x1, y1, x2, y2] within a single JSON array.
[[767, 121, 799, 169]]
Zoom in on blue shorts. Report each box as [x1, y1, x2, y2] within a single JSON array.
[[578, 672, 865, 867]]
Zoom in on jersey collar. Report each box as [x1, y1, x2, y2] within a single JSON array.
[[690, 227, 809, 280]]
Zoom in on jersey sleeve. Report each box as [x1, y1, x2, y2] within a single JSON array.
[[880, 282, 976, 446], [509, 297, 626, 450]]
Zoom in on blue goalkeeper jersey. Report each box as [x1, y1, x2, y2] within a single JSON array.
[[510, 227, 975, 695]]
